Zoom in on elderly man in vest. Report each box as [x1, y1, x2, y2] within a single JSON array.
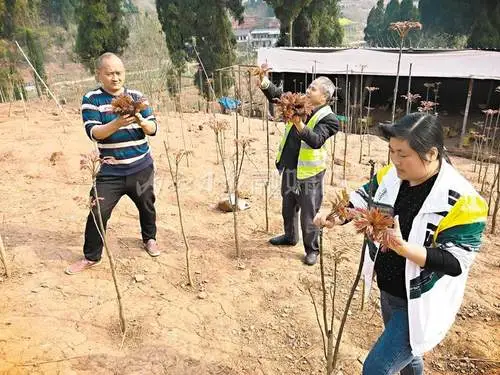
[[260, 75, 339, 265]]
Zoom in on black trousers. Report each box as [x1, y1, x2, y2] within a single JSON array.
[[83, 165, 156, 261], [281, 168, 324, 254]]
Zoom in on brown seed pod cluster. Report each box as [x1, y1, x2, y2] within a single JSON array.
[[418, 101, 438, 112], [352, 207, 394, 240], [235, 136, 257, 149], [173, 150, 193, 164], [111, 94, 148, 116], [401, 93, 421, 103], [276, 92, 314, 122], [206, 118, 231, 134], [80, 151, 116, 178], [389, 21, 423, 38], [326, 189, 352, 223], [250, 64, 271, 79]]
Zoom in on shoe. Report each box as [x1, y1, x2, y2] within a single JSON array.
[[144, 239, 160, 257], [304, 252, 319, 266], [269, 235, 298, 246], [65, 258, 101, 275]]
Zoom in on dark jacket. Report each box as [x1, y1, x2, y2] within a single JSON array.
[[262, 81, 339, 171]]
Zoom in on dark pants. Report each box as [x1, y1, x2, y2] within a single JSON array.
[[281, 168, 324, 254], [83, 165, 156, 261]]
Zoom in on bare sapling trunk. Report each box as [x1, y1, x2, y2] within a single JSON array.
[[359, 66, 366, 164], [389, 38, 404, 164], [81, 152, 126, 335], [330, 134, 337, 186], [0, 233, 10, 277], [491, 154, 500, 234], [330, 79, 339, 185], [233, 111, 241, 257], [478, 113, 493, 183], [367, 92, 372, 157], [209, 118, 254, 258], [164, 142, 193, 286], [265, 100, 270, 232], [178, 74, 190, 168], [488, 155, 499, 216], [388, 22, 422, 163], [332, 160, 376, 370], [92, 182, 127, 334], [307, 230, 346, 375], [480, 111, 498, 191], [343, 82, 351, 181]]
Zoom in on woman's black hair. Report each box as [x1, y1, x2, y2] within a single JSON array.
[[378, 113, 451, 164]]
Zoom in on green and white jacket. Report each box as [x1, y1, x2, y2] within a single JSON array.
[[350, 160, 487, 355]]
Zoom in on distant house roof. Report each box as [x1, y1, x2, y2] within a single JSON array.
[[257, 48, 500, 80], [250, 28, 280, 35], [234, 29, 251, 37], [232, 16, 280, 30]]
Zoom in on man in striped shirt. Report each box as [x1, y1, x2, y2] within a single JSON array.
[[66, 52, 160, 274]]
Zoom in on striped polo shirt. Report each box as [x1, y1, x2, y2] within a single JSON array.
[[81, 87, 158, 176]]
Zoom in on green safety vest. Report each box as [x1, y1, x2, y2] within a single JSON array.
[[276, 105, 333, 180]]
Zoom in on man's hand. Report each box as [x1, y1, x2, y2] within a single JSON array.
[[91, 114, 135, 140], [291, 114, 306, 132], [134, 112, 156, 135], [114, 114, 136, 128]]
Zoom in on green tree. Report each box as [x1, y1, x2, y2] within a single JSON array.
[[418, 0, 499, 49], [399, 0, 418, 21], [25, 28, 47, 97], [383, 0, 401, 47], [399, 0, 420, 46], [267, 0, 342, 47], [75, 0, 129, 71], [303, 0, 343, 46], [156, 0, 244, 98], [468, 4, 500, 49], [364, 0, 385, 46], [419, 0, 474, 36], [264, 0, 313, 46], [40, 0, 79, 28]]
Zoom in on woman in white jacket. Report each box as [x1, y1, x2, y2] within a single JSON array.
[[315, 113, 488, 375]]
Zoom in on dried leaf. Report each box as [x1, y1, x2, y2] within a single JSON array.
[[111, 94, 148, 116], [326, 189, 351, 223], [352, 208, 394, 239], [250, 64, 271, 79], [276, 92, 314, 122]]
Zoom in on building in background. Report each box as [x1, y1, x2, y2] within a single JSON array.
[[233, 16, 280, 51]]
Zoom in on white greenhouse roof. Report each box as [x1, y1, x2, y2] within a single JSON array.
[[257, 48, 500, 80]]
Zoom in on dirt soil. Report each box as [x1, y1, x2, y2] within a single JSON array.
[[0, 99, 498, 375]]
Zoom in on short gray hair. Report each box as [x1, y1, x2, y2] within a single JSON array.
[[313, 76, 336, 102], [95, 52, 121, 70]]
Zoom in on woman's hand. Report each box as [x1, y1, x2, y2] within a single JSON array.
[[313, 210, 336, 229], [379, 215, 407, 255]]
